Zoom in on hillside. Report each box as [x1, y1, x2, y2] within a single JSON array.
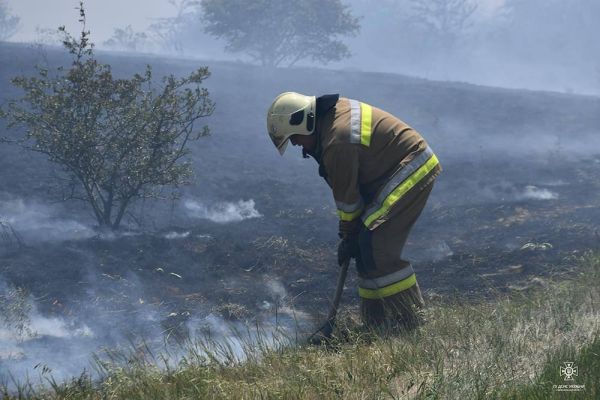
[[0, 42, 599, 391]]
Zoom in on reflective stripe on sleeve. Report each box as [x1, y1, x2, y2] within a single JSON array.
[[360, 102, 372, 146], [362, 147, 439, 228], [349, 99, 361, 144], [358, 274, 417, 299], [349, 99, 372, 147], [338, 207, 363, 221], [336, 198, 364, 221], [336, 199, 363, 213]]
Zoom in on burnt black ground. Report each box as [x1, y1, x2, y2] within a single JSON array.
[[1, 42, 600, 380]]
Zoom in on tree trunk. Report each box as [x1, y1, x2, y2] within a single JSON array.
[[112, 197, 131, 230]]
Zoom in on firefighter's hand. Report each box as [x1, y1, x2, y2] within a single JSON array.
[[337, 235, 360, 266], [338, 219, 361, 239]]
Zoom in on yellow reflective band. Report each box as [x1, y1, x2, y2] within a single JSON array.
[[338, 207, 363, 221], [364, 154, 439, 227], [358, 274, 417, 299], [360, 103, 372, 147]]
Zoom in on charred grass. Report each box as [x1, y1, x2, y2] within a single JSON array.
[[3, 251, 599, 399]]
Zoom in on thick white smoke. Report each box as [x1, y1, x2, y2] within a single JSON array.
[[184, 199, 262, 223], [186, 308, 313, 363], [517, 185, 559, 201], [0, 279, 96, 385], [0, 273, 314, 390]]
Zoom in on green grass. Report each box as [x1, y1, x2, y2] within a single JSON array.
[[3, 252, 599, 399], [499, 336, 599, 399]]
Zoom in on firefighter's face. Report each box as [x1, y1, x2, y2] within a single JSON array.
[[290, 134, 316, 152]]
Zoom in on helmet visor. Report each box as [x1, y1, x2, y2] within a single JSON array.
[[276, 138, 289, 155], [268, 123, 290, 155], [270, 132, 287, 149]]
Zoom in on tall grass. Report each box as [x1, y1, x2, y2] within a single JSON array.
[[2, 252, 599, 399]]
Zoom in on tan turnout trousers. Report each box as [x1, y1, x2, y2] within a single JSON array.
[[356, 182, 433, 330]]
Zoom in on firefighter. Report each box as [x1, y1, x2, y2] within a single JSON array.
[[267, 92, 441, 330]]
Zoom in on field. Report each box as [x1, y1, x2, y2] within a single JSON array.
[[0, 42, 599, 397]]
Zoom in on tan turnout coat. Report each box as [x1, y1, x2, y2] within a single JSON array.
[[316, 97, 441, 230]]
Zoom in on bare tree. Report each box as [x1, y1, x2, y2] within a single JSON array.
[[408, 0, 477, 49], [0, 0, 20, 41], [33, 26, 64, 46], [0, 4, 214, 231], [149, 0, 199, 54], [104, 25, 149, 52]]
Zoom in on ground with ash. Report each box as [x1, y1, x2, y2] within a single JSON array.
[[0, 42, 599, 383]]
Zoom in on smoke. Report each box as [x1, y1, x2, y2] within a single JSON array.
[[186, 304, 313, 364], [182, 277, 312, 363], [0, 279, 97, 384], [0, 275, 181, 391], [0, 198, 95, 243], [184, 199, 262, 223], [163, 231, 191, 240], [428, 241, 455, 262], [457, 182, 560, 206], [517, 186, 558, 201], [341, 0, 600, 95], [265, 279, 287, 302], [0, 268, 166, 387], [0, 270, 313, 390], [7, 0, 600, 95]]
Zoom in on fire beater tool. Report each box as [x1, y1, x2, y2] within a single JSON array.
[[307, 258, 350, 345]]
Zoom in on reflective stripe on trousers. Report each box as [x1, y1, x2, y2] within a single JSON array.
[[362, 146, 439, 228], [358, 264, 417, 299]]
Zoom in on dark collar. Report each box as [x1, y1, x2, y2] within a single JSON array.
[[303, 94, 339, 161], [316, 94, 339, 115]]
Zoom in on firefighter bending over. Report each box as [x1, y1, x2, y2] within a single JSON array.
[[267, 92, 441, 330]]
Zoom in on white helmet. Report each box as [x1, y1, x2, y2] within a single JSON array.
[[266, 92, 316, 155]]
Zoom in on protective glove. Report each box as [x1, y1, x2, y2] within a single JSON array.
[[337, 219, 361, 266], [338, 219, 361, 239], [337, 235, 360, 266]]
